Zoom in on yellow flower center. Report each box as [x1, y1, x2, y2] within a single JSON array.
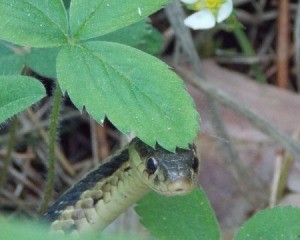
[[192, 0, 224, 13], [205, 0, 223, 10], [194, 2, 202, 10]]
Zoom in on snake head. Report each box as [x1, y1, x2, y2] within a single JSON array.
[[129, 139, 199, 196]]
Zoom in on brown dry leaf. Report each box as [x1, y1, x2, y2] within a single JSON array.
[[187, 60, 300, 229]]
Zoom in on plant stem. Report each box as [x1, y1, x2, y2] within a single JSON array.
[[0, 116, 18, 188], [233, 26, 267, 83], [39, 82, 62, 215]]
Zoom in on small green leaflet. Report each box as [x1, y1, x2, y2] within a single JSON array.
[[0, 0, 68, 47], [0, 41, 58, 78], [25, 47, 60, 79], [96, 19, 163, 55], [56, 41, 199, 151], [234, 206, 300, 240], [136, 189, 221, 240], [0, 76, 46, 123], [69, 0, 169, 41], [0, 42, 24, 75]]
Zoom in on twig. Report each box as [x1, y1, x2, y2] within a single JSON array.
[[0, 161, 42, 196], [277, 0, 290, 88], [90, 117, 99, 166], [165, 0, 267, 204], [294, 0, 300, 89], [26, 109, 75, 176], [269, 150, 293, 208], [269, 150, 284, 208], [1, 189, 35, 205], [164, 1, 204, 78], [97, 124, 110, 161], [216, 54, 273, 65], [0, 111, 81, 145], [269, 130, 298, 207]]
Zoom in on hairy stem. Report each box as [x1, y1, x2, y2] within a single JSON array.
[[39, 83, 62, 215], [0, 116, 18, 188]]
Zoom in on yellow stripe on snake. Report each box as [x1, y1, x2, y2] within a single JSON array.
[[43, 138, 199, 236]]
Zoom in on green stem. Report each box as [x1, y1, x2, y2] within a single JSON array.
[[233, 26, 267, 83], [0, 116, 18, 188], [39, 83, 62, 215], [276, 153, 293, 201]]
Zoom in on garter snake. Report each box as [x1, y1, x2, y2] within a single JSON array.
[[43, 138, 199, 235]]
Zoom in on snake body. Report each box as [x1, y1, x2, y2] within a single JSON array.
[[43, 138, 199, 235]]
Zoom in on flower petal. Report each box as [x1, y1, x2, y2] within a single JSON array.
[[181, 0, 198, 3], [217, 0, 233, 23], [184, 10, 216, 30]]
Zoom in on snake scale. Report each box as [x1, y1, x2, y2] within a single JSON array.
[[43, 138, 199, 236]]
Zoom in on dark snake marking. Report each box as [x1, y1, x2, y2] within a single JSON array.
[[42, 148, 129, 222]]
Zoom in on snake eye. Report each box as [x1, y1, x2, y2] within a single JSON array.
[[146, 157, 158, 175], [192, 156, 199, 171]]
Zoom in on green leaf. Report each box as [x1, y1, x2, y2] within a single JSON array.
[[138, 25, 163, 55], [96, 19, 163, 55], [96, 19, 149, 47], [57, 41, 199, 150], [0, 217, 141, 240], [0, 42, 24, 75], [0, 218, 50, 240], [0, 0, 68, 47], [136, 189, 221, 240], [25, 47, 60, 78], [69, 0, 169, 41], [0, 76, 46, 123], [234, 206, 300, 240]]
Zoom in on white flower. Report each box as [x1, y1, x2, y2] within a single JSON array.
[[181, 0, 233, 30]]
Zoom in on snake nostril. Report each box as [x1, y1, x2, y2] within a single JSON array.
[[176, 188, 183, 192]]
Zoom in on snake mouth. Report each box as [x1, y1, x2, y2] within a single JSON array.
[[158, 179, 195, 196]]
